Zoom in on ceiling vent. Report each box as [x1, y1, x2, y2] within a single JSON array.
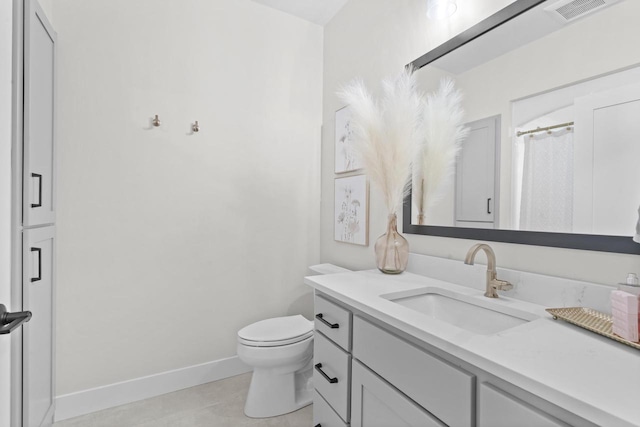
[[544, 0, 621, 23]]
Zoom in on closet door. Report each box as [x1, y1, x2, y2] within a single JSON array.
[[455, 116, 499, 227], [23, 226, 56, 427], [573, 82, 640, 235], [23, 0, 56, 227]]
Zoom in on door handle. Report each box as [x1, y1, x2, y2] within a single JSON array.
[[31, 247, 42, 282], [0, 304, 32, 335], [487, 198, 492, 214], [31, 173, 42, 208]]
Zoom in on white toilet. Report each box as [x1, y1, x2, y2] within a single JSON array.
[[237, 314, 314, 418]]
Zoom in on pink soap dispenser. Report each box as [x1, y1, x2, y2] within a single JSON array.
[[618, 273, 640, 296]]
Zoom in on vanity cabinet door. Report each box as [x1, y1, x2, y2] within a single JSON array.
[[478, 383, 569, 427], [353, 316, 474, 427], [351, 360, 446, 427], [313, 391, 348, 427]]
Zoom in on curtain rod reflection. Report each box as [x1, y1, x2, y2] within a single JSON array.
[[516, 121, 574, 137]]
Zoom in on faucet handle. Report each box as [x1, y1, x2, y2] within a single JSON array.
[[492, 279, 513, 291], [485, 279, 513, 298]]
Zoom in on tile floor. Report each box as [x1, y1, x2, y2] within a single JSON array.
[[53, 373, 313, 427]]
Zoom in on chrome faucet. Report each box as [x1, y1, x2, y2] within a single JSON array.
[[464, 243, 513, 298]]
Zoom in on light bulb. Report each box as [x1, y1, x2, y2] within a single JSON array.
[[427, 0, 457, 20]]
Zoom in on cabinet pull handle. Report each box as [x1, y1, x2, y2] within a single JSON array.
[[314, 363, 338, 384], [31, 173, 42, 208], [30, 247, 42, 283], [315, 313, 339, 329], [487, 197, 492, 214]]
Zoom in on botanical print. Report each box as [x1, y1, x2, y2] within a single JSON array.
[[335, 106, 360, 173], [335, 175, 368, 245]]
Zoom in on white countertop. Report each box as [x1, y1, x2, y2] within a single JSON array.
[[305, 269, 640, 427]]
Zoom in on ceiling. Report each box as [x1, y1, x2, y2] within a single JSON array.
[[250, 0, 349, 26]]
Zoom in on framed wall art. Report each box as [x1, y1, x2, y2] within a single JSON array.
[[334, 105, 361, 173], [334, 174, 369, 245]]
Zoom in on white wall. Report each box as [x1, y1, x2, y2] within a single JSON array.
[[321, 0, 639, 283], [53, 0, 322, 396], [0, 2, 13, 424]]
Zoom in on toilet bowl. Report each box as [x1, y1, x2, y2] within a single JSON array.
[[237, 315, 314, 418]]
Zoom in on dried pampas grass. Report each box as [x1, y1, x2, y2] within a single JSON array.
[[413, 78, 469, 223], [338, 68, 422, 215]]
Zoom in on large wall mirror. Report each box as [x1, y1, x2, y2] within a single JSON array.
[[403, 0, 640, 255]]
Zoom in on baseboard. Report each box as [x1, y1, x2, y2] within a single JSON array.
[[54, 356, 251, 422]]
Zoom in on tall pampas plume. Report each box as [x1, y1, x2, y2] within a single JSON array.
[[413, 78, 469, 223], [338, 68, 422, 215]]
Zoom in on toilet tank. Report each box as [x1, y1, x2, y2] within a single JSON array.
[[291, 264, 350, 321]]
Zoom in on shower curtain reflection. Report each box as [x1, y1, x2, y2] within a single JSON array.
[[517, 128, 574, 232]]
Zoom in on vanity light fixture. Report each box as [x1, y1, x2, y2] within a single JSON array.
[[427, 0, 457, 20]]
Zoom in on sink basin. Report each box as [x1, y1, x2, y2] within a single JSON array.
[[383, 288, 537, 335]]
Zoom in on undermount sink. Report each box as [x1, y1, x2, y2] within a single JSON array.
[[383, 288, 538, 335]]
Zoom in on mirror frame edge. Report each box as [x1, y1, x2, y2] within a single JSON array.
[[402, 0, 640, 256]]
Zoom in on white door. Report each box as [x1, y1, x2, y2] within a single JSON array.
[[574, 83, 640, 235], [0, 171, 13, 424], [24, 0, 56, 228], [1, 0, 15, 425], [23, 1, 56, 425], [23, 227, 55, 427], [455, 115, 500, 226]]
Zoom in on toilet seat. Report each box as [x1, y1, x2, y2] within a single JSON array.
[[238, 315, 313, 347]]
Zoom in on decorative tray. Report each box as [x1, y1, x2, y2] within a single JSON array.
[[546, 307, 640, 350]]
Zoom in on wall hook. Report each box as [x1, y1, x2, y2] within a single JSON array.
[[192, 121, 200, 133], [152, 115, 161, 127]]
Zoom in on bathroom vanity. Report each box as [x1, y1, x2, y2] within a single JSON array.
[[307, 257, 640, 427]]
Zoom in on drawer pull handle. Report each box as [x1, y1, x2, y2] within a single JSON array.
[[315, 363, 338, 384], [315, 313, 339, 329]]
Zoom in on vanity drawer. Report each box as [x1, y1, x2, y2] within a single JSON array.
[[314, 331, 351, 423], [353, 316, 475, 427], [313, 390, 348, 427], [478, 383, 569, 427], [315, 294, 351, 351]]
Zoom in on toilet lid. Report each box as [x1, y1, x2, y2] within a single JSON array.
[[238, 315, 313, 346]]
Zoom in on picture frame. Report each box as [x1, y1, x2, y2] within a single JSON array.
[[334, 175, 369, 246], [334, 105, 361, 173]]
